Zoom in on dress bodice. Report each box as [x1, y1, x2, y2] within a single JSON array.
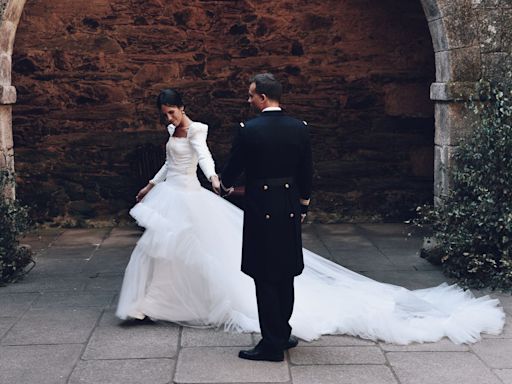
[[150, 122, 216, 190]]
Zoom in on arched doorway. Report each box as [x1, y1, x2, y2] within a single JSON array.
[[0, 0, 487, 221]]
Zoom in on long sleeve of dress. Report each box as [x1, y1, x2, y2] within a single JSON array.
[[189, 123, 216, 180], [149, 159, 168, 185]]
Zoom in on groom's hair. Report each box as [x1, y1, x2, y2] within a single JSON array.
[[250, 73, 282, 102]]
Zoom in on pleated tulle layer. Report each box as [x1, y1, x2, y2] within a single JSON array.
[[116, 180, 506, 345]]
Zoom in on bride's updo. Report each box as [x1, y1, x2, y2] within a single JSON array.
[[157, 88, 184, 109]]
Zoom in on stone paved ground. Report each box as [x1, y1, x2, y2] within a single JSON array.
[[0, 224, 511, 384]]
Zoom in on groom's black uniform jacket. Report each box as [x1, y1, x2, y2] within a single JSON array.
[[221, 110, 313, 281]]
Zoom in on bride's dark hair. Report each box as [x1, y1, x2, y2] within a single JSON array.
[[157, 88, 184, 109]]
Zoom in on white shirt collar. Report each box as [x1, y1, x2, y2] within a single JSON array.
[[262, 107, 282, 112]]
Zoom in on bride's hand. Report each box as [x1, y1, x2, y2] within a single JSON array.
[[210, 175, 221, 195], [136, 183, 154, 202]]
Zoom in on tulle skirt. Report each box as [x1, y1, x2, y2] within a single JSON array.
[[116, 179, 505, 344]]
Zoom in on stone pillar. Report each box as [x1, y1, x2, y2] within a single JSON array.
[[0, 0, 27, 198], [421, 0, 482, 205]]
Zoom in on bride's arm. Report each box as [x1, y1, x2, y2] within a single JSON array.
[[189, 123, 217, 182], [135, 158, 168, 202]]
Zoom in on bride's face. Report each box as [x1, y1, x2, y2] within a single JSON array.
[[161, 105, 185, 127]]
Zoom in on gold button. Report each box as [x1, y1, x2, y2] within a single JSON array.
[[284, 183, 290, 189], [263, 185, 269, 190], [289, 213, 294, 218], [265, 214, 271, 219]]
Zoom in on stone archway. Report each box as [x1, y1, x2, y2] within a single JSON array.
[[0, 0, 509, 205]]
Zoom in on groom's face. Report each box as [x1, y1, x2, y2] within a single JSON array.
[[248, 82, 265, 112]]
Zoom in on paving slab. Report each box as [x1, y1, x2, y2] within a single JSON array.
[[181, 327, 253, 347], [305, 334, 375, 347], [380, 338, 469, 352], [357, 223, 411, 236], [319, 235, 375, 251], [0, 344, 82, 384], [174, 347, 289, 383], [68, 358, 174, 384], [52, 228, 111, 247], [289, 346, 385, 365], [0, 317, 16, 339], [494, 369, 512, 384], [387, 351, 502, 384], [81, 246, 132, 274], [83, 313, 179, 359], [311, 223, 359, 236], [84, 273, 124, 292], [20, 228, 64, 252], [328, 250, 397, 272], [31, 292, 115, 309], [471, 338, 512, 368], [0, 292, 39, 317], [362, 270, 449, 290], [38, 245, 97, 259], [100, 227, 140, 247], [0, 274, 88, 293], [483, 315, 512, 339], [31, 257, 90, 275], [291, 365, 398, 384], [2, 307, 101, 345]]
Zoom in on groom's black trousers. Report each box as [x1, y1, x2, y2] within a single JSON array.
[[254, 277, 295, 352]]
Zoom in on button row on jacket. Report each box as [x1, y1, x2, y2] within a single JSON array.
[[265, 213, 296, 219], [263, 183, 291, 190]]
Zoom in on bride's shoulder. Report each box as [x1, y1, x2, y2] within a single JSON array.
[[189, 121, 209, 135]]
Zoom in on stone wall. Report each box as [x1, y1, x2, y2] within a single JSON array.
[[11, 0, 435, 224]]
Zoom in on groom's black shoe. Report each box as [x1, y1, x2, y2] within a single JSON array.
[[238, 344, 284, 362], [285, 335, 299, 350]]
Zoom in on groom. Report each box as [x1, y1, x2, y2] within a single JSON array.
[[219, 73, 313, 362]]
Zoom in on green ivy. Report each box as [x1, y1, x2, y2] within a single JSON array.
[[416, 80, 512, 290], [0, 170, 34, 285]]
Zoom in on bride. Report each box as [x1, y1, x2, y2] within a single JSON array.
[[116, 88, 505, 345]]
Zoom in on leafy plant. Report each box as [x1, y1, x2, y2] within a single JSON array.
[[0, 170, 34, 285], [416, 80, 512, 290]]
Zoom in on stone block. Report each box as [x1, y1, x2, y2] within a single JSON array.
[[83, 317, 179, 359], [289, 346, 385, 365], [434, 144, 457, 197], [68, 359, 174, 384], [0, 344, 82, 384], [482, 52, 512, 85], [434, 101, 477, 145], [0, 104, 13, 147], [471, 339, 512, 368], [291, 365, 397, 384], [387, 351, 502, 384], [174, 347, 289, 383], [434, 48, 481, 83], [0, 84, 16, 104], [478, 8, 506, 53], [0, 22, 16, 57], [2, 307, 101, 345], [0, 53, 11, 84], [181, 327, 253, 347]]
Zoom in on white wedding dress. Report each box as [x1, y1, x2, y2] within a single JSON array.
[[116, 121, 505, 344]]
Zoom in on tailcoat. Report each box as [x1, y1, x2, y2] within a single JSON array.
[[221, 110, 313, 281]]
